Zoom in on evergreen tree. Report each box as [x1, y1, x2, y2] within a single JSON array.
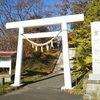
[[73, 0, 100, 71]]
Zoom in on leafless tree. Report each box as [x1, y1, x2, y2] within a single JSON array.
[[0, 0, 45, 35], [0, 0, 71, 50]]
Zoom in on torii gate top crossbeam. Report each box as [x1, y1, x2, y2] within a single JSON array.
[[6, 14, 84, 29]]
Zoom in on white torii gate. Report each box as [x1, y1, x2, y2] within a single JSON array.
[[6, 14, 84, 89]]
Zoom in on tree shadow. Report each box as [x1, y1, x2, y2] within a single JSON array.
[[22, 70, 48, 77], [21, 70, 49, 85]]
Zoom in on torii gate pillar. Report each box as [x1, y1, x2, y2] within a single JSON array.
[[61, 23, 72, 89], [6, 14, 84, 89]]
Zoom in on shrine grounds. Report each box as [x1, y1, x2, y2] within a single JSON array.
[[0, 49, 89, 99]]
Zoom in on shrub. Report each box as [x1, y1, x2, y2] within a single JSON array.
[[32, 51, 43, 59]]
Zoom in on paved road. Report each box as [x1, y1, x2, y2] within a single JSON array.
[[0, 74, 82, 100]]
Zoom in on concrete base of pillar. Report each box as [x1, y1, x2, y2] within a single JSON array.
[[11, 83, 24, 87], [61, 86, 73, 91], [83, 79, 100, 100]]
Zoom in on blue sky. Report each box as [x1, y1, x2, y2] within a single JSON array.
[[43, 0, 55, 5], [43, 0, 72, 31], [0, 0, 72, 31]]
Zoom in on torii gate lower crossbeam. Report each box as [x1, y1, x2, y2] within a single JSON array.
[[6, 14, 84, 90]]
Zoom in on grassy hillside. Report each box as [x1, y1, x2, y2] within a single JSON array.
[[21, 49, 60, 84]]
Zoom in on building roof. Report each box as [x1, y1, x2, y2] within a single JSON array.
[[0, 51, 16, 57]]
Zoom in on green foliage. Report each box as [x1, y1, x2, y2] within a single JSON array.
[[85, 0, 100, 23], [72, 0, 100, 72], [72, 29, 91, 71]]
